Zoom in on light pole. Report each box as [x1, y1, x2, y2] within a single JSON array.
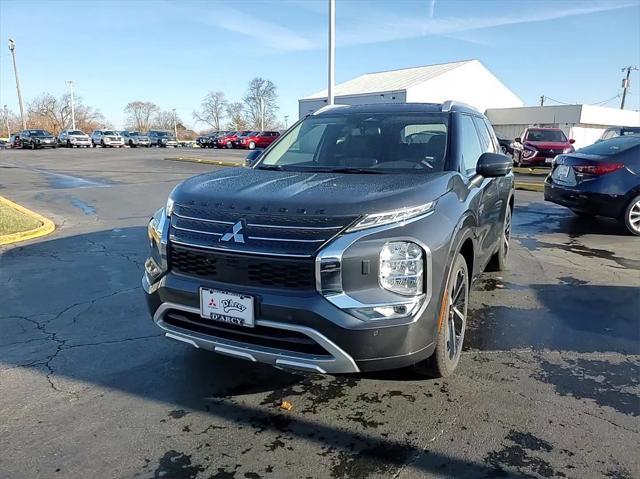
[[66, 81, 76, 130], [3, 105, 10, 138], [8, 39, 26, 130], [260, 97, 264, 131], [172, 108, 178, 142], [328, 0, 336, 106], [283, 115, 289, 129]]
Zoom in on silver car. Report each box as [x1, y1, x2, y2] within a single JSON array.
[[121, 131, 151, 148], [58, 129, 91, 148], [91, 130, 124, 148]]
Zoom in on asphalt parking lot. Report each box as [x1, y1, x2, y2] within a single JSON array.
[[0, 148, 638, 479]]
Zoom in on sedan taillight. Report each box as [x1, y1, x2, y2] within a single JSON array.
[[573, 163, 624, 175]]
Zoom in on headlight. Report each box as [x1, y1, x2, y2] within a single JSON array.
[[162, 138, 168, 143], [165, 196, 175, 217], [523, 148, 536, 158], [379, 241, 423, 296], [347, 202, 435, 232]]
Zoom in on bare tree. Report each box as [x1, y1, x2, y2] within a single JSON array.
[[152, 110, 183, 131], [27, 93, 104, 135], [226, 102, 248, 130], [193, 91, 227, 131], [124, 101, 159, 132], [243, 77, 279, 131], [1, 107, 21, 135]]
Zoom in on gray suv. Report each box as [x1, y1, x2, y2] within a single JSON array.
[[143, 102, 514, 377]]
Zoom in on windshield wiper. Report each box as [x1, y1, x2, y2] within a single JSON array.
[[256, 164, 286, 171], [316, 167, 385, 174]]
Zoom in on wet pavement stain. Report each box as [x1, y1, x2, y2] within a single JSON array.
[[330, 443, 415, 479], [38, 169, 112, 189], [152, 450, 205, 479], [484, 430, 563, 478], [534, 358, 640, 416], [168, 409, 188, 419], [69, 197, 96, 215], [557, 276, 589, 286]]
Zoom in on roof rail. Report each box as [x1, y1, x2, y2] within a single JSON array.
[[313, 104, 350, 115], [441, 100, 479, 113]]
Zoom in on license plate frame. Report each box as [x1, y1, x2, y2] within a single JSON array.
[[199, 288, 255, 328]]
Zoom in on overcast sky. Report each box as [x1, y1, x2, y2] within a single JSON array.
[[1, 0, 639, 130]]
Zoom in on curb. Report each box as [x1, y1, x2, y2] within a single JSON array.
[[514, 182, 544, 192], [164, 157, 242, 167], [0, 196, 56, 246], [513, 167, 549, 176]]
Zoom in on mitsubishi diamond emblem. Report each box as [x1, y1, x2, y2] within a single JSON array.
[[220, 220, 245, 243]]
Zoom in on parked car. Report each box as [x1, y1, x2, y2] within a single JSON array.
[[144, 101, 514, 378], [121, 131, 150, 148], [233, 131, 258, 148], [598, 126, 640, 141], [148, 130, 177, 147], [17, 129, 57, 149], [91, 130, 124, 148], [512, 128, 575, 166], [196, 135, 210, 148], [9, 133, 20, 148], [215, 131, 239, 149], [58, 129, 91, 148], [496, 134, 513, 156], [545, 135, 640, 236], [238, 131, 281, 149], [0, 138, 7, 149]]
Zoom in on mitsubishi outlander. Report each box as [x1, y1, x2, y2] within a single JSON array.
[[144, 102, 514, 377]]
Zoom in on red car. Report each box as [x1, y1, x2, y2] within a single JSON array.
[[512, 128, 575, 166], [237, 131, 280, 149], [215, 131, 239, 149]]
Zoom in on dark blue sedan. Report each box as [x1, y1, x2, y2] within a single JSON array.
[[544, 135, 640, 236]]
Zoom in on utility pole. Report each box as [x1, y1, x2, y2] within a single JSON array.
[[3, 105, 10, 137], [66, 81, 75, 130], [260, 97, 264, 131], [283, 115, 289, 129], [620, 66, 638, 110], [328, 0, 336, 106], [539, 95, 545, 106], [172, 108, 178, 142], [8, 39, 26, 130]]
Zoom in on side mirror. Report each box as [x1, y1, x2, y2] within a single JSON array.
[[476, 152, 512, 178], [514, 137, 522, 143], [569, 138, 575, 144], [244, 149, 263, 167]]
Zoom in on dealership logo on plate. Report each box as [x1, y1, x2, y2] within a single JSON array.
[[221, 299, 247, 314]]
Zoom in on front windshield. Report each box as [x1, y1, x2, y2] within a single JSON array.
[[69, 130, 85, 135], [578, 135, 640, 156], [103, 130, 117, 135], [257, 112, 448, 173], [525, 129, 567, 142], [29, 130, 51, 137]]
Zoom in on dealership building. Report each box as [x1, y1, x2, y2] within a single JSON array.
[[299, 59, 640, 148]]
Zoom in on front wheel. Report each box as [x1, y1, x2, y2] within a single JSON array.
[[623, 194, 640, 236], [248, 141, 256, 150], [415, 253, 469, 378], [226, 141, 233, 149]]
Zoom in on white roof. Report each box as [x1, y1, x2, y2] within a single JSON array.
[[301, 60, 472, 100], [486, 105, 640, 127]]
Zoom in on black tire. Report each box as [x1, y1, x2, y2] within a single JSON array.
[[226, 141, 233, 149], [100, 140, 105, 148], [129, 140, 134, 148], [486, 205, 512, 272], [67, 140, 71, 148], [622, 194, 640, 236], [415, 253, 469, 378]]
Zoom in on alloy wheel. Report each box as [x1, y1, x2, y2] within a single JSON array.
[[629, 199, 640, 234], [446, 266, 468, 361]]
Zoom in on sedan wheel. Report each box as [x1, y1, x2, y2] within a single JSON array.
[[415, 253, 469, 378], [248, 141, 256, 150], [623, 194, 640, 236]]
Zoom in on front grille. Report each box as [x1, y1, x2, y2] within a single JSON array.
[[170, 244, 316, 290], [164, 310, 330, 356], [170, 204, 357, 256], [536, 148, 563, 157]]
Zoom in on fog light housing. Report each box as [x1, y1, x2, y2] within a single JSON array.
[[379, 241, 423, 296], [348, 298, 424, 321], [523, 148, 536, 159], [144, 257, 163, 282]]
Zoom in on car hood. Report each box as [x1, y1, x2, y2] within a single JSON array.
[[70, 134, 90, 139], [172, 167, 453, 217]]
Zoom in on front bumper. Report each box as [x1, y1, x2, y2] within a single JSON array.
[[142, 210, 446, 374]]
